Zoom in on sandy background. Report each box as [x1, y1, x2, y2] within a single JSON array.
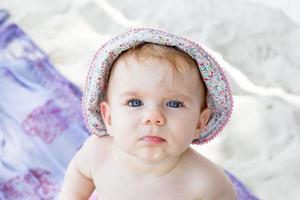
[[2, 0, 300, 199]]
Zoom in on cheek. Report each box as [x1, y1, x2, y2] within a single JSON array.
[[167, 110, 199, 140], [110, 107, 140, 134], [167, 109, 199, 127]]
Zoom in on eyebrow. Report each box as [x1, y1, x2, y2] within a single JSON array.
[[119, 91, 193, 101], [120, 91, 142, 97]]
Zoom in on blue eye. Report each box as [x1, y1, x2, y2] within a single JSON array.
[[166, 100, 184, 108], [127, 98, 143, 107]]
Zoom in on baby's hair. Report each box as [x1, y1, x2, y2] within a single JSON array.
[[115, 42, 197, 75], [108, 42, 208, 110]]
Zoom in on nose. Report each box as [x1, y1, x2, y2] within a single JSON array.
[[142, 110, 166, 126]]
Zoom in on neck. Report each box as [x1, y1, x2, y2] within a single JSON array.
[[112, 145, 184, 177]]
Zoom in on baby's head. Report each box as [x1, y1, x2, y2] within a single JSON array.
[[82, 28, 233, 146], [99, 43, 212, 161], [101, 43, 211, 145]]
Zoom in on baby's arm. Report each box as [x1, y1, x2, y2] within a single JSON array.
[[58, 135, 96, 200]]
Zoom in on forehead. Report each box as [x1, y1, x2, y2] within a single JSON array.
[[107, 56, 203, 98]]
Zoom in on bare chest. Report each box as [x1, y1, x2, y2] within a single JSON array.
[[93, 166, 200, 200]]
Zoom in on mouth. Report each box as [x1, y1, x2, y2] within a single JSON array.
[[141, 136, 166, 144]]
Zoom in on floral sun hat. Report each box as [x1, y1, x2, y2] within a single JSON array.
[[82, 28, 233, 145]]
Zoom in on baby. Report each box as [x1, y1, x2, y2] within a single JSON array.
[[58, 29, 237, 200]]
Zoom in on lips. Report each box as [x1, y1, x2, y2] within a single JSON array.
[[141, 136, 166, 144]]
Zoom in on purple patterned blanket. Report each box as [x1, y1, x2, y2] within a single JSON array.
[[0, 10, 259, 200]]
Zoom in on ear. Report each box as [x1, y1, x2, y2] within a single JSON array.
[[99, 101, 112, 131], [194, 108, 211, 139]]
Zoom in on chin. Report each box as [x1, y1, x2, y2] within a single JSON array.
[[137, 149, 167, 163]]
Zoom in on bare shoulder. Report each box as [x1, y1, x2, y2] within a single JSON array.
[[74, 134, 112, 179], [80, 134, 111, 153], [184, 148, 237, 200]]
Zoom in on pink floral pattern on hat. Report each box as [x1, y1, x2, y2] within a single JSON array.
[[82, 28, 233, 145]]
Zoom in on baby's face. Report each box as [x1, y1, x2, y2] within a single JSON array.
[[100, 56, 209, 162]]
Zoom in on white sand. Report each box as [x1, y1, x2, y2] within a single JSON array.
[[2, 0, 300, 199]]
